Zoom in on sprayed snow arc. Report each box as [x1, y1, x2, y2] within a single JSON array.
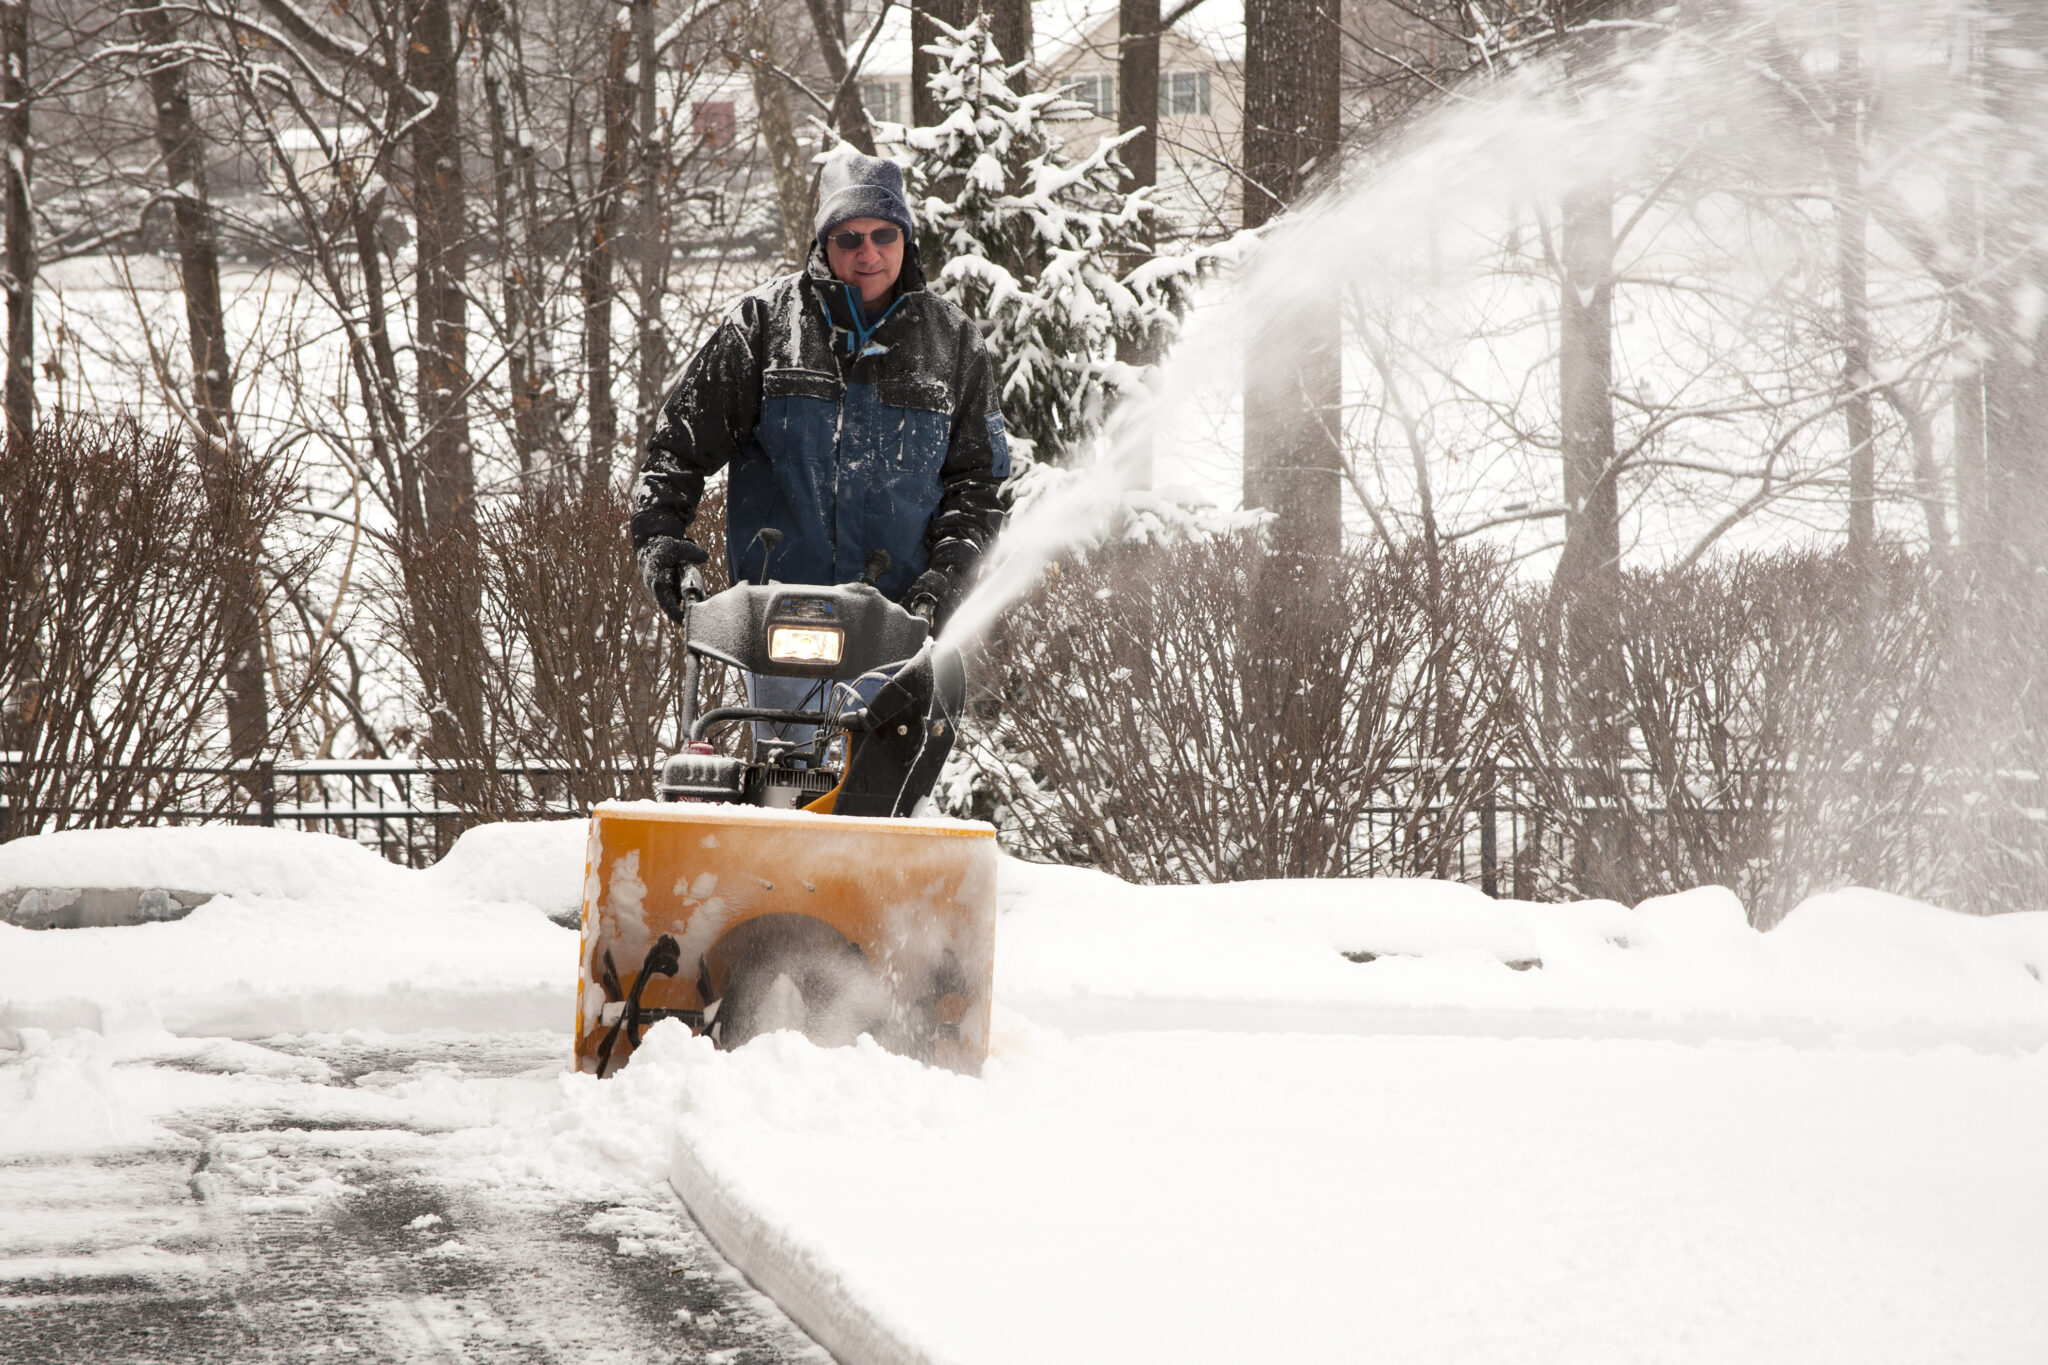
[[4, 823, 2047, 1363]]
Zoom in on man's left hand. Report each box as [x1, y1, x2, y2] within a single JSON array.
[[905, 567, 960, 627], [905, 538, 978, 627]]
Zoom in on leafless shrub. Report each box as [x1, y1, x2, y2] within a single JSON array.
[[957, 532, 1520, 883], [1927, 572, 2048, 916], [1510, 550, 1951, 920], [0, 416, 306, 836], [381, 480, 741, 824], [953, 536, 2046, 916]]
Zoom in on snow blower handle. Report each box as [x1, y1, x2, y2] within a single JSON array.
[[750, 527, 784, 586]]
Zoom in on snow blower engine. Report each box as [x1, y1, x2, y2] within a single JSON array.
[[573, 542, 998, 1080]]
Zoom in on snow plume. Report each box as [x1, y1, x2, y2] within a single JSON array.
[[964, 0, 2043, 595]]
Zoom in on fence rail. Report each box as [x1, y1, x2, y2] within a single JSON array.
[[17, 758, 2032, 895], [2, 760, 653, 869], [0, 758, 1664, 889]]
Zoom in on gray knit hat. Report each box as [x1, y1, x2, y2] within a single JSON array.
[[814, 150, 915, 242]]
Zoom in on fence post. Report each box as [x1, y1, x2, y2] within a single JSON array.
[[257, 758, 276, 827], [1480, 798, 1498, 898]]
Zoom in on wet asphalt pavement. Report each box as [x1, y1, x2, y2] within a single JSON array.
[[0, 1035, 829, 1365]]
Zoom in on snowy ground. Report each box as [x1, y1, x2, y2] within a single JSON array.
[[4, 823, 2047, 1363]]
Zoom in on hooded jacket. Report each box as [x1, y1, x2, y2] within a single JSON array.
[[631, 241, 1009, 602]]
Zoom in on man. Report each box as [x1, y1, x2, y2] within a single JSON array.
[[632, 150, 1008, 629]]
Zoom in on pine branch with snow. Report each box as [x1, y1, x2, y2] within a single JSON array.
[[896, 18, 1207, 467]]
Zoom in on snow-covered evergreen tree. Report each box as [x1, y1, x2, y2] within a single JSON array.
[[890, 19, 1205, 467]]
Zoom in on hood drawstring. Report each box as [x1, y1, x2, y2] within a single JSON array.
[[840, 285, 903, 358]]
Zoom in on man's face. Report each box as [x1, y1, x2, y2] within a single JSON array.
[[824, 217, 906, 307]]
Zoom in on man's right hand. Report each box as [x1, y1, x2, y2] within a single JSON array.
[[636, 534, 710, 624]]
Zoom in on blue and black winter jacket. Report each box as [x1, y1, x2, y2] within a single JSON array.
[[631, 242, 1009, 603]]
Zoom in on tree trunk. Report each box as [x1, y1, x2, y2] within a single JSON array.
[[479, 0, 557, 486], [1555, 176, 1628, 897], [407, 0, 472, 536], [585, 20, 630, 487], [633, 0, 670, 458], [989, 0, 1031, 87], [1978, 0, 2048, 580], [912, 0, 965, 130], [403, 0, 485, 785], [749, 2, 812, 268], [1116, 0, 1158, 201], [1946, 40, 1988, 562], [1833, 11, 1874, 565], [1, 0, 32, 446], [802, 0, 877, 152], [1114, 0, 1159, 488], [1240, 0, 1341, 552], [1556, 181, 1620, 609], [134, 0, 270, 765]]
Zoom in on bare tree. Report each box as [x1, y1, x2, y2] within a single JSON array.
[[1114, 0, 1160, 487], [1, 417, 309, 836], [1831, 5, 1874, 565], [585, 12, 631, 485], [743, 0, 813, 264], [1, 0, 31, 444], [632, 0, 670, 453], [131, 0, 269, 762], [798, 0, 876, 152], [478, 0, 564, 483], [1241, 0, 1341, 553], [405, 0, 473, 536]]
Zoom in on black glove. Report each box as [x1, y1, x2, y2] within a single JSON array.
[[904, 568, 956, 625], [636, 534, 709, 624], [904, 538, 977, 627]]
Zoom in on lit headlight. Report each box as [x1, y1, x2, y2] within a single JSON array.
[[767, 625, 844, 664]]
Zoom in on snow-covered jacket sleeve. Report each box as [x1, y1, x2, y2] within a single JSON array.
[[630, 304, 766, 548], [925, 325, 1009, 572]]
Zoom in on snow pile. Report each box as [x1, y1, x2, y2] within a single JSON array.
[[414, 818, 592, 924], [997, 859, 2048, 1046], [0, 825, 412, 902], [0, 824, 585, 1044]]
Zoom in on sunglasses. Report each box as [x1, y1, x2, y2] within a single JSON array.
[[828, 226, 902, 251]]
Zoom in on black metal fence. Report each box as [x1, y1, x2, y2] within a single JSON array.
[[0, 759, 650, 869], [249, 760, 651, 867], [2, 757, 1778, 893]]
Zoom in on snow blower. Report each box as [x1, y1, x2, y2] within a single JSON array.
[[574, 548, 997, 1079]]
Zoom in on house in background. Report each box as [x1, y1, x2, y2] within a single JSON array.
[[1036, 6, 1241, 239]]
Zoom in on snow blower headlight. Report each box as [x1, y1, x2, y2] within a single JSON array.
[[767, 624, 844, 664]]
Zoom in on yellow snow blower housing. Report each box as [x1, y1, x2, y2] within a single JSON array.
[[574, 803, 996, 1077], [575, 548, 998, 1078]]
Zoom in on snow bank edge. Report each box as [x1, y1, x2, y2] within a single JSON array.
[[668, 1140, 944, 1365]]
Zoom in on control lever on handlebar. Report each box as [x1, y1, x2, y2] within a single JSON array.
[[751, 528, 783, 587], [682, 565, 706, 604], [861, 549, 892, 587]]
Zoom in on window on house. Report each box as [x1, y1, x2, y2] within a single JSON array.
[[692, 100, 735, 148], [1157, 70, 1211, 117], [1063, 73, 1115, 118], [860, 81, 901, 124]]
